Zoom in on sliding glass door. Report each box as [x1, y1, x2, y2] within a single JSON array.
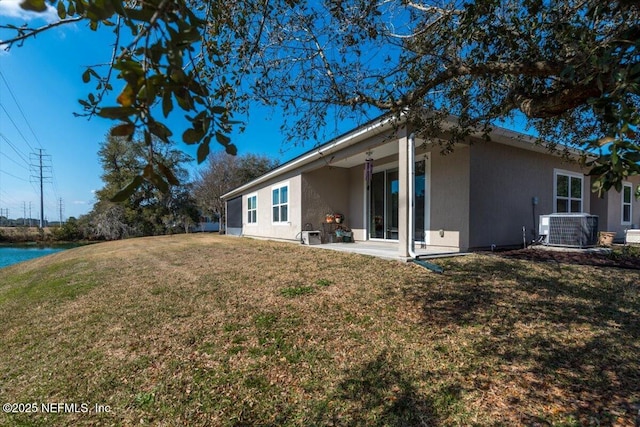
[[414, 160, 426, 242], [369, 161, 426, 241], [370, 169, 399, 240], [370, 171, 385, 239]]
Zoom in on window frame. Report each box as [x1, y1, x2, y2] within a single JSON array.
[[553, 169, 584, 214], [271, 183, 289, 224], [246, 194, 257, 225], [622, 182, 633, 225]]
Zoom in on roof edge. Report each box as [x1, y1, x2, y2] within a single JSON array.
[[222, 113, 588, 200], [221, 114, 397, 200]]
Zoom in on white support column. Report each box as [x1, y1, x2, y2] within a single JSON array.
[[398, 132, 410, 258]]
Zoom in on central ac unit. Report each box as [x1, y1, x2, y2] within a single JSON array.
[[538, 213, 599, 248]]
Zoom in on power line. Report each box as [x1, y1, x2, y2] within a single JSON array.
[[50, 163, 61, 202], [0, 103, 36, 153], [0, 133, 30, 165], [0, 149, 29, 171], [0, 168, 29, 182], [0, 71, 42, 149]]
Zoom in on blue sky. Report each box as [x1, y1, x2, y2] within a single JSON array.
[[0, 2, 541, 221], [0, 2, 318, 220]]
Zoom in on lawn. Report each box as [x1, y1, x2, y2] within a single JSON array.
[[0, 234, 638, 426]]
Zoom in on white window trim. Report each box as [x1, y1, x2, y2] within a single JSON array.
[[553, 169, 584, 213], [246, 193, 258, 225], [622, 182, 633, 225], [271, 182, 290, 224]]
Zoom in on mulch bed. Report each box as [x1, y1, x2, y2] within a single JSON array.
[[494, 246, 640, 270]]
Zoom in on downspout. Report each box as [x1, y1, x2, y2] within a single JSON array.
[[408, 133, 417, 258]]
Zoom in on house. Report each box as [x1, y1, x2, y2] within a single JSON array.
[[221, 115, 640, 258]]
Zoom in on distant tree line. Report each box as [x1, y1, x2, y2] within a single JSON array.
[[1, 129, 278, 243], [82, 131, 277, 240]]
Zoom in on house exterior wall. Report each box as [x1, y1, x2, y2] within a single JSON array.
[[224, 117, 638, 253], [590, 193, 609, 237], [241, 174, 302, 241], [590, 176, 640, 241], [468, 141, 590, 249], [301, 168, 351, 233], [427, 145, 471, 250]]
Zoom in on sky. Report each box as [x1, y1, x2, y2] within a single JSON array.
[[0, 1, 540, 222], [0, 1, 319, 221]]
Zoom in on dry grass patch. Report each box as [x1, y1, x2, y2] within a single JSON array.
[[0, 234, 638, 426]]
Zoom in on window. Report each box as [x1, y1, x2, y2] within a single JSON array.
[[555, 170, 583, 213], [622, 183, 632, 224], [247, 195, 257, 224], [272, 184, 288, 223]]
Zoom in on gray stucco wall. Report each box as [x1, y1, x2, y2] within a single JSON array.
[[468, 141, 590, 249], [590, 176, 640, 241], [348, 165, 366, 241], [428, 146, 471, 250], [301, 167, 351, 232]]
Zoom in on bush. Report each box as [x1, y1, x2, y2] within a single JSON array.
[[52, 217, 83, 241]]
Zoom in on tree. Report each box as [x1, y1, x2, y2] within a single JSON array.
[[88, 203, 134, 240], [162, 184, 200, 233], [87, 129, 198, 238], [193, 152, 278, 226], [2, 0, 639, 195], [1, 0, 244, 200], [52, 216, 83, 241], [236, 0, 640, 195]]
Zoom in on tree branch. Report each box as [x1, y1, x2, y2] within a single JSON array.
[[405, 2, 463, 15], [509, 84, 603, 119], [0, 16, 84, 49], [347, 60, 567, 109], [119, 0, 171, 59]]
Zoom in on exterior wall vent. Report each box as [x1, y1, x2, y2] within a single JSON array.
[[538, 214, 599, 248]]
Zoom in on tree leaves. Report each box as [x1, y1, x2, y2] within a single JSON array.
[[111, 175, 144, 203], [7, 0, 246, 197], [19, 0, 47, 12], [197, 140, 210, 164], [98, 107, 137, 120], [110, 123, 135, 137], [10, 0, 640, 198]]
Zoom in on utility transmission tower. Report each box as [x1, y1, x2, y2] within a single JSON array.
[[59, 198, 64, 225], [30, 149, 52, 228]]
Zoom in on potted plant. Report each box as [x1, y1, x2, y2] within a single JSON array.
[[598, 231, 616, 247]]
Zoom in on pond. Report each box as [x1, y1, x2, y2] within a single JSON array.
[[0, 246, 67, 269]]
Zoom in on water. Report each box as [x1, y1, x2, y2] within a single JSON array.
[[0, 246, 66, 269]]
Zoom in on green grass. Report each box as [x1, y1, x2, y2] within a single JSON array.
[[0, 234, 638, 426]]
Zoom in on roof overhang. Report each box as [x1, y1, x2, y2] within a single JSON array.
[[221, 112, 589, 200], [221, 115, 398, 200]]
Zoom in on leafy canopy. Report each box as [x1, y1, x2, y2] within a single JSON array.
[[89, 129, 198, 238], [3, 0, 639, 196], [193, 151, 279, 223]]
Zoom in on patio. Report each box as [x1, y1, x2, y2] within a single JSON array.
[[305, 240, 463, 261]]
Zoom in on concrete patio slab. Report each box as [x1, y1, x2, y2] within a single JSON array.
[[304, 240, 462, 261]]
